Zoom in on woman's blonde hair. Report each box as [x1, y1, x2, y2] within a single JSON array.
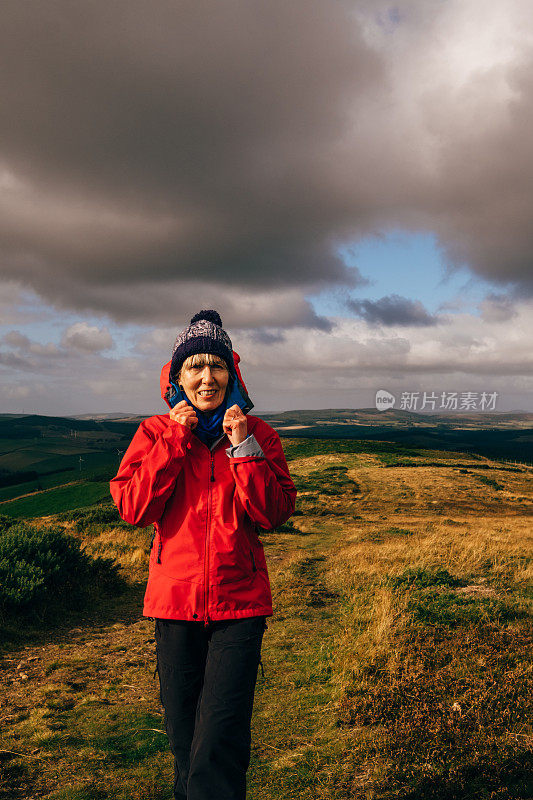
[[179, 352, 229, 374]]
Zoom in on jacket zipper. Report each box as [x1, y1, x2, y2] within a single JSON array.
[[203, 451, 215, 626], [149, 525, 156, 555], [154, 523, 162, 564], [250, 549, 257, 572]]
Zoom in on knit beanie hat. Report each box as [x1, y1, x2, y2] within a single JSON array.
[[170, 310, 234, 381]]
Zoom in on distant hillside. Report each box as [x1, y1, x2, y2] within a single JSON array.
[[70, 412, 146, 422], [256, 409, 533, 465], [259, 407, 533, 430]]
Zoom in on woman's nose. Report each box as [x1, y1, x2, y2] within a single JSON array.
[[200, 366, 214, 382]]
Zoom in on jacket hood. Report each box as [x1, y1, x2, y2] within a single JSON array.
[[160, 350, 252, 411]]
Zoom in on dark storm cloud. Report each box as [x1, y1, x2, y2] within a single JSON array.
[[1, 0, 533, 325], [347, 295, 439, 327], [0, 0, 378, 322]]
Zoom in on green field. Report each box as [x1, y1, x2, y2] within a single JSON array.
[[0, 415, 134, 515], [0, 481, 112, 518], [0, 469, 77, 502]]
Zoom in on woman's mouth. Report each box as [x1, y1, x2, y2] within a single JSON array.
[[198, 389, 217, 397]]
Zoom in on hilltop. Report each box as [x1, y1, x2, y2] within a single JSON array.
[[261, 407, 533, 430], [0, 436, 531, 799]]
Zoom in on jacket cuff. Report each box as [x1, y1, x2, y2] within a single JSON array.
[[226, 433, 264, 459]]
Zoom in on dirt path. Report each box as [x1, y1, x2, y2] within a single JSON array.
[[248, 521, 355, 799]]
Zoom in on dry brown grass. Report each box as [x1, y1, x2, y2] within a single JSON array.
[[319, 456, 532, 798]]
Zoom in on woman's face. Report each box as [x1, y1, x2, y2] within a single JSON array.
[[179, 356, 229, 411]]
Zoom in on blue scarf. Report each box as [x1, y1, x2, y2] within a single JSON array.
[[188, 398, 227, 448]]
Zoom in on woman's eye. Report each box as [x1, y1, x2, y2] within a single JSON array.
[[189, 362, 225, 371]]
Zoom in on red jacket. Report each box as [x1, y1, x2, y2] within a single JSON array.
[[110, 358, 296, 624]]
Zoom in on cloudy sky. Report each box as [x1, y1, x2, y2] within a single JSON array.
[[1, 0, 532, 415]]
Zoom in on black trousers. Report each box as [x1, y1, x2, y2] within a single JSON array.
[[155, 615, 266, 800]]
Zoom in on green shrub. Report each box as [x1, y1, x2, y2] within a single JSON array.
[[389, 567, 527, 628], [0, 514, 16, 532], [391, 567, 462, 590], [0, 558, 47, 606], [0, 523, 121, 612], [408, 590, 525, 627]]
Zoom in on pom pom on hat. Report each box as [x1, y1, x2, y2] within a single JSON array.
[[190, 310, 222, 327]]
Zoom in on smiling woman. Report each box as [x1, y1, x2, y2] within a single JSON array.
[[177, 353, 230, 412], [110, 309, 297, 800]]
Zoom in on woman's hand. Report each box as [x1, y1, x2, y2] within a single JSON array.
[[223, 404, 247, 446], [169, 400, 198, 430]]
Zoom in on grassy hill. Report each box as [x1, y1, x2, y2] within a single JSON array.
[[0, 437, 531, 799]]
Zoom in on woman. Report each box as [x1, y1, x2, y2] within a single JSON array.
[[110, 310, 297, 800]]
